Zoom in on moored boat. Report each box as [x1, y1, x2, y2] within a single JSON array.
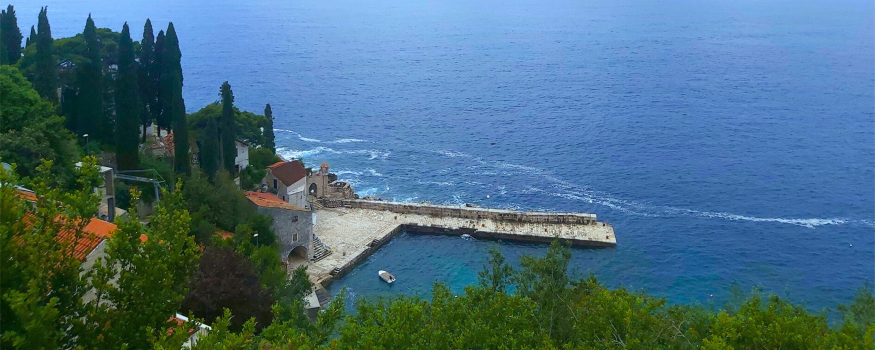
[[378, 270, 396, 284]]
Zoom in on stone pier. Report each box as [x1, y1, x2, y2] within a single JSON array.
[[305, 200, 615, 286]]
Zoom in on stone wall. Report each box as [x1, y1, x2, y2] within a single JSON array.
[[320, 199, 599, 225], [254, 205, 314, 261]]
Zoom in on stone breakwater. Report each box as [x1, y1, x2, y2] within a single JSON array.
[[308, 199, 615, 286]]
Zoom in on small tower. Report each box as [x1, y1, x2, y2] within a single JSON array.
[[319, 162, 329, 176]]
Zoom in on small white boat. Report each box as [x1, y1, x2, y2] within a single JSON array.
[[378, 270, 396, 284], [461, 234, 473, 240]]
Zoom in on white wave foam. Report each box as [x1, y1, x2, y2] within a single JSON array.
[[273, 129, 369, 144], [367, 169, 383, 176], [334, 170, 363, 176], [436, 150, 471, 158], [329, 138, 368, 144], [276, 147, 390, 161]]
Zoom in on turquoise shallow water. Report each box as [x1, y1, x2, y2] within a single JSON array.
[[18, 0, 875, 309]]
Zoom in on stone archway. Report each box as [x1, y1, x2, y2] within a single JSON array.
[[287, 246, 309, 270], [309, 183, 318, 196], [290, 246, 308, 260]]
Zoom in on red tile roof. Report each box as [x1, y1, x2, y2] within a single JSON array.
[[267, 161, 307, 187], [244, 191, 307, 211], [17, 189, 145, 260], [22, 214, 117, 261]]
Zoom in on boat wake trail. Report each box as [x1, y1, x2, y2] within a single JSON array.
[[430, 149, 872, 229]]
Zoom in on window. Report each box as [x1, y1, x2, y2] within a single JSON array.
[[292, 216, 298, 223], [273, 179, 277, 189], [293, 233, 298, 242]]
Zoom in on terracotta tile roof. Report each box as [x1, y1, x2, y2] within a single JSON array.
[[244, 191, 307, 211], [22, 214, 117, 261], [16, 189, 145, 260], [267, 161, 306, 187]]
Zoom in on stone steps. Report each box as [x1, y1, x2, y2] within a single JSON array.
[[315, 286, 332, 306], [311, 234, 332, 262]]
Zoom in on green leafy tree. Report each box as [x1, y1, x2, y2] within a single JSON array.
[[139, 19, 158, 142], [1, 5, 22, 64], [219, 81, 236, 175], [80, 184, 200, 349], [114, 23, 141, 171], [477, 246, 514, 293], [201, 117, 221, 178], [0, 65, 78, 183], [263, 104, 275, 153], [163, 23, 189, 174], [33, 7, 57, 102], [0, 158, 102, 349], [514, 240, 574, 342], [75, 15, 106, 140]]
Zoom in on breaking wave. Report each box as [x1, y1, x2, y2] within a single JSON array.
[[276, 147, 390, 161], [273, 129, 368, 144]]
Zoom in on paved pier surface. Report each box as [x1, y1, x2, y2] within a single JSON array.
[[306, 202, 615, 285]]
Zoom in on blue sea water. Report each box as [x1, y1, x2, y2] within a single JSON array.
[[18, 0, 874, 310]]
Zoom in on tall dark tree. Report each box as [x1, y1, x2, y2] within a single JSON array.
[[181, 247, 274, 332], [263, 104, 275, 153], [219, 81, 236, 174], [164, 23, 189, 174], [154, 30, 169, 136], [25, 25, 35, 48], [75, 15, 105, 140], [200, 118, 220, 178], [33, 7, 57, 102], [1, 5, 21, 64], [0, 22, 7, 65], [138, 19, 157, 142], [114, 23, 141, 170]]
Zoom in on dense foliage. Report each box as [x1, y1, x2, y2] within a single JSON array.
[[0, 65, 78, 184]]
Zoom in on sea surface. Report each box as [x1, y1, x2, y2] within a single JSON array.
[[19, 0, 874, 310]]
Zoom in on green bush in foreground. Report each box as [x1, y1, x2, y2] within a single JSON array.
[[161, 241, 873, 350]]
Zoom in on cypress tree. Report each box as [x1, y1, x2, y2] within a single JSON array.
[[165, 23, 189, 174], [219, 81, 236, 174], [114, 23, 141, 171], [154, 30, 169, 136], [201, 118, 220, 179], [1, 5, 21, 64], [138, 19, 157, 142], [34, 7, 57, 102], [76, 14, 105, 139], [0, 21, 7, 65], [26, 25, 35, 48], [263, 104, 275, 153]]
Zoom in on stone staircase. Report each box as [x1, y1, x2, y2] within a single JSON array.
[[315, 286, 332, 306], [311, 234, 332, 262]]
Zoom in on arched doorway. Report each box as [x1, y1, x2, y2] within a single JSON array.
[[287, 246, 309, 270], [309, 183, 318, 196]]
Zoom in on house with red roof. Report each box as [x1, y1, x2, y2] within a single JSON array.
[[262, 160, 308, 208]]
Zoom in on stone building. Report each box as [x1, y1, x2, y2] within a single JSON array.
[[245, 191, 318, 263], [306, 162, 356, 200], [262, 160, 308, 208]]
